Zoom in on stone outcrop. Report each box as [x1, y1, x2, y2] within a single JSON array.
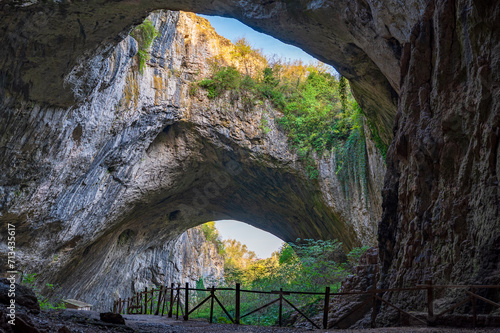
[[0, 0, 399, 144], [378, 0, 500, 312], [0, 278, 39, 312], [0, 10, 383, 311], [127, 226, 225, 298], [2, 0, 498, 318], [118, 225, 225, 311]]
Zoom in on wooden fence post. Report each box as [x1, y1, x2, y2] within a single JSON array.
[[235, 283, 241, 325], [150, 288, 154, 314], [371, 272, 377, 328], [137, 292, 141, 314], [323, 286, 330, 329], [176, 285, 180, 320], [426, 279, 434, 326], [156, 285, 163, 316], [168, 283, 174, 317], [471, 287, 477, 327], [161, 286, 167, 316], [144, 287, 148, 314], [279, 288, 283, 327], [210, 286, 215, 324], [184, 282, 189, 321]]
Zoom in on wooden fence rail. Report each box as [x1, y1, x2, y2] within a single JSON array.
[[112, 278, 500, 329]]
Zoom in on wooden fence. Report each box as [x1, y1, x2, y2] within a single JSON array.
[[112, 279, 500, 329]]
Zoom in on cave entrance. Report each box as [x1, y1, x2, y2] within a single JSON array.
[[20, 9, 384, 310], [176, 220, 284, 288], [210, 220, 284, 259]]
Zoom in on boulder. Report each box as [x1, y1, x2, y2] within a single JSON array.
[[0, 279, 39, 312], [100, 312, 125, 325]]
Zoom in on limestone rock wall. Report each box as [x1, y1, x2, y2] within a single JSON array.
[[378, 0, 500, 310], [0, 0, 400, 144], [128, 226, 225, 301], [0, 0, 498, 319], [0, 11, 384, 311]]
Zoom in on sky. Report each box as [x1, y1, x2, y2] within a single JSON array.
[[199, 14, 321, 65], [199, 15, 321, 259], [214, 220, 284, 259]]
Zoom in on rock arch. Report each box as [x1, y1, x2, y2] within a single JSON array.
[[0, 11, 384, 310], [1, 0, 500, 314]]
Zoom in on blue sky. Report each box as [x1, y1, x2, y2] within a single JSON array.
[[214, 220, 284, 259], [199, 14, 321, 65]]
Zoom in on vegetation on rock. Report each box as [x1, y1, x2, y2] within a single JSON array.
[[200, 221, 225, 254], [196, 38, 386, 196], [130, 19, 159, 74]]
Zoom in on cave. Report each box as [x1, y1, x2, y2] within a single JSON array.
[[1, 0, 499, 322]]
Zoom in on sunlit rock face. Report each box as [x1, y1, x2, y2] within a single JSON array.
[[108, 226, 225, 312], [127, 226, 225, 299], [0, 0, 404, 144], [0, 11, 383, 310], [2, 0, 498, 315]]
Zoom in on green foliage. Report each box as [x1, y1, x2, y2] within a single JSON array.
[[271, 239, 348, 289], [222, 239, 258, 285], [198, 66, 241, 99], [188, 222, 372, 327], [231, 38, 254, 75], [366, 118, 388, 160], [131, 19, 159, 74], [21, 273, 66, 310], [196, 277, 205, 290], [188, 82, 199, 97], [347, 245, 370, 267], [260, 115, 271, 134], [334, 102, 368, 200], [196, 51, 374, 188], [191, 237, 369, 326], [338, 75, 348, 111], [200, 222, 225, 254]]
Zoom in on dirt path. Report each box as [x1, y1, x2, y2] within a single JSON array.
[[14, 308, 500, 333], [123, 314, 500, 333]]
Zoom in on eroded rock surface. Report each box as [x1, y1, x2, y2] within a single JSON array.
[[0, 0, 401, 143], [1, 0, 498, 318], [0, 11, 383, 311], [378, 0, 500, 309]]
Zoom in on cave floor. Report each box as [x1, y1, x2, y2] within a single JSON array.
[[18, 309, 500, 333]]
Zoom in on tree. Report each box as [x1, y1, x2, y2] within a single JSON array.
[[231, 37, 255, 76]]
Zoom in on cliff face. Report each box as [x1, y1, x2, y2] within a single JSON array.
[[0, 11, 383, 310], [2, 0, 498, 315], [0, 0, 399, 144], [128, 226, 225, 301], [378, 0, 500, 303]]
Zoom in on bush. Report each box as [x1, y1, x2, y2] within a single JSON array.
[[131, 19, 159, 74], [196, 56, 373, 186], [198, 66, 241, 99], [200, 222, 225, 254], [21, 273, 66, 310]]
